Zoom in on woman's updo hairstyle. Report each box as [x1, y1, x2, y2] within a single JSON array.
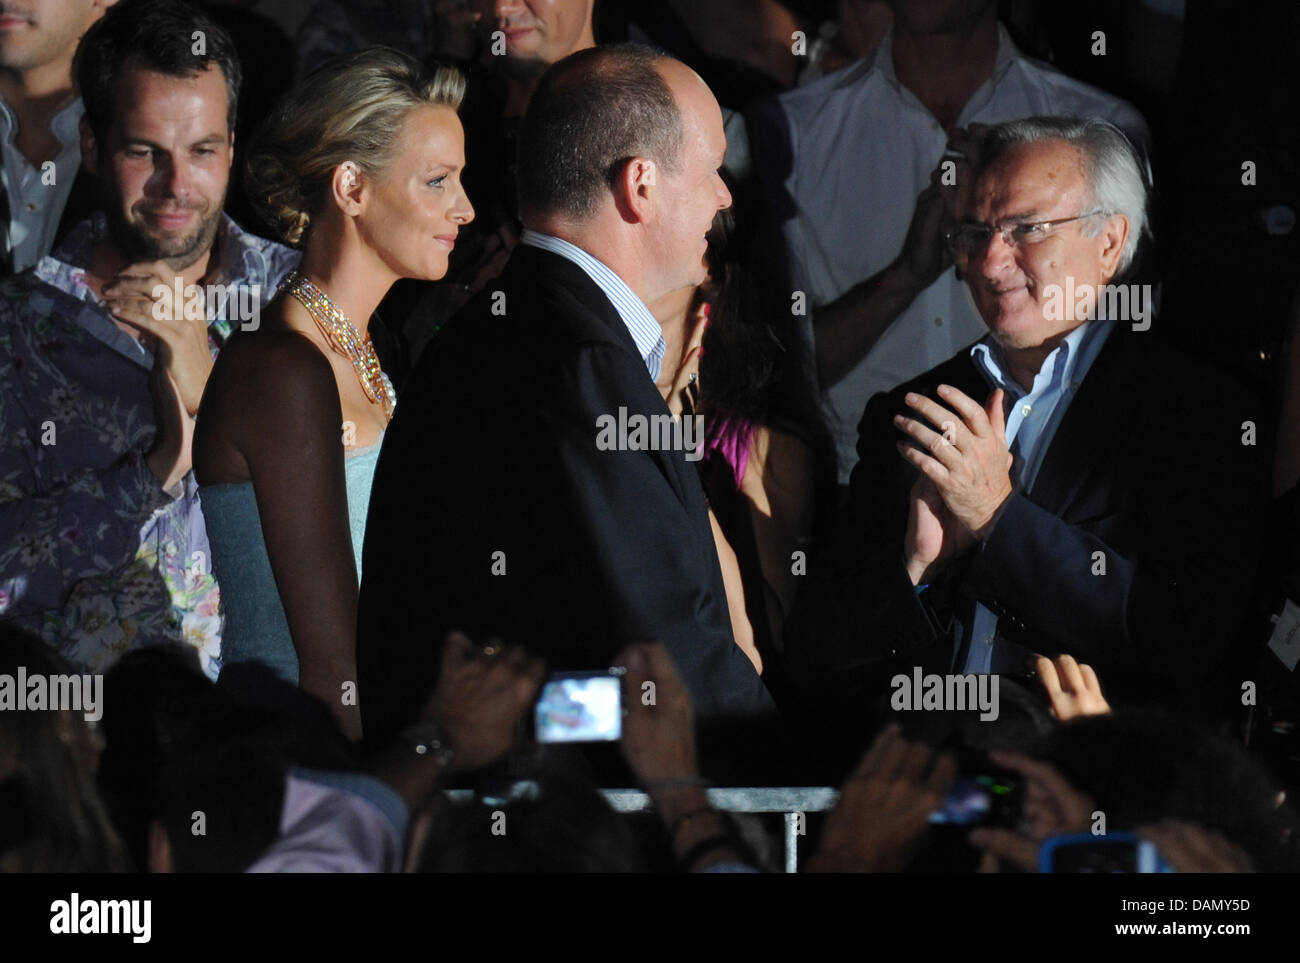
[[245, 47, 466, 247]]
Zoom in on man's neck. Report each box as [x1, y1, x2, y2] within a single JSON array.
[[0, 56, 77, 104], [1003, 328, 1077, 393], [1005, 350, 1045, 393], [890, 14, 999, 131], [292, 234, 397, 338], [529, 219, 663, 310], [648, 284, 695, 386]]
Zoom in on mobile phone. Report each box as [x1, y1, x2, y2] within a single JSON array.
[[1039, 832, 1175, 873], [534, 668, 625, 743], [928, 768, 1022, 827]]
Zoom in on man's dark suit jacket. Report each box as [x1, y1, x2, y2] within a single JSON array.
[[357, 244, 778, 755], [786, 323, 1266, 723]]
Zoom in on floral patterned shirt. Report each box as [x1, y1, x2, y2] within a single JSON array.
[[0, 213, 298, 678]]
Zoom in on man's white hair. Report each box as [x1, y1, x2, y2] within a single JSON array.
[[979, 116, 1149, 277]]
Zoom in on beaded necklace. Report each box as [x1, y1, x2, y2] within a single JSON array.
[[280, 270, 395, 421]]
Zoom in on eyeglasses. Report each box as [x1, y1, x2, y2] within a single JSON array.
[[945, 210, 1108, 259]]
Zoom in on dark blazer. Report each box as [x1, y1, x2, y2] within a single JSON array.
[[357, 245, 779, 754], [786, 323, 1267, 717]]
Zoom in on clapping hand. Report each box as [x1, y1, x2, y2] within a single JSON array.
[[895, 385, 1013, 538]]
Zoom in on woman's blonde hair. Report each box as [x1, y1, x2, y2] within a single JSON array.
[[245, 47, 466, 247]]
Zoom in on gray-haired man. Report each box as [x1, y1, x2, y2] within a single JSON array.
[[788, 117, 1264, 745]]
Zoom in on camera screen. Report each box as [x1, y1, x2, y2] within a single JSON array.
[[535, 673, 623, 743], [929, 772, 1019, 826], [929, 776, 993, 825]]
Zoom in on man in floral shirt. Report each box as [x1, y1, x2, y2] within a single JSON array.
[[0, 1, 297, 678]]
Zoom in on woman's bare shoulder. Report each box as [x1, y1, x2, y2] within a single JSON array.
[[744, 424, 815, 484], [213, 325, 337, 407]]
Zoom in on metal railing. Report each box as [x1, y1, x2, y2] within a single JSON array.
[[445, 787, 840, 872]]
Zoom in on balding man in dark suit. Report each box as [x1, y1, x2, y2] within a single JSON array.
[[358, 45, 779, 775]]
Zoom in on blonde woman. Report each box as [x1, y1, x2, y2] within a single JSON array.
[[194, 49, 474, 740]]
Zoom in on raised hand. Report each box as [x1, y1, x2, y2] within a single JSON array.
[[808, 724, 957, 873], [419, 630, 545, 773], [1135, 821, 1254, 873], [895, 180, 953, 292], [616, 641, 698, 790], [904, 471, 975, 585], [895, 384, 1013, 537], [1035, 654, 1111, 722], [941, 124, 989, 224], [103, 261, 215, 415], [968, 750, 1096, 872], [615, 642, 749, 870], [663, 301, 709, 419]]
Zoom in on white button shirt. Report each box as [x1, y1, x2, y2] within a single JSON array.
[[760, 24, 1149, 482], [0, 94, 83, 273]]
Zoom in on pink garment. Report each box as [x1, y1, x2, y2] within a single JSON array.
[[246, 771, 405, 873], [703, 413, 758, 493]]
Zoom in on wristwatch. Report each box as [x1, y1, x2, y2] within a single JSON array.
[[398, 721, 456, 769]]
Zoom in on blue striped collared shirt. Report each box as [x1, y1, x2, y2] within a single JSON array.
[[520, 229, 667, 382]]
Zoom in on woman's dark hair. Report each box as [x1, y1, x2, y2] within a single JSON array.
[[74, 0, 243, 144], [695, 170, 838, 527]]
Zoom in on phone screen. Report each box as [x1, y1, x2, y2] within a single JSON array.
[[929, 772, 1021, 826], [534, 670, 624, 743], [1040, 833, 1174, 873]]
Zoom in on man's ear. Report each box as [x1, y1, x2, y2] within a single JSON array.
[[227, 129, 235, 172], [78, 115, 99, 178], [611, 156, 657, 224], [1097, 212, 1130, 284], [329, 161, 366, 217]]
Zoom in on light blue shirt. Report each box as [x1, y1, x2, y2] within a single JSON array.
[[520, 229, 667, 382], [955, 317, 1116, 674]]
